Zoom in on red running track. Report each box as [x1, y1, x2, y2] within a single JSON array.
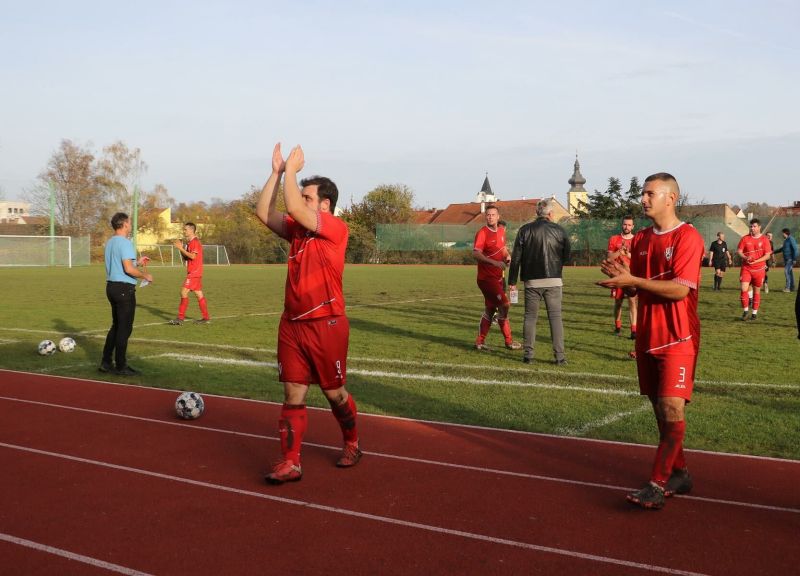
[[0, 369, 798, 576]]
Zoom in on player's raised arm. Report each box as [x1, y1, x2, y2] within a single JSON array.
[[283, 145, 323, 232], [256, 142, 288, 237]]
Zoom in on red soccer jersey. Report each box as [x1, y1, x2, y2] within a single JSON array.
[[185, 237, 203, 277], [629, 222, 704, 355], [473, 225, 507, 282], [737, 234, 771, 272], [282, 212, 348, 321], [607, 234, 633, 266]]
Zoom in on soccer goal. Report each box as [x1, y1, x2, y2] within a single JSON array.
[[137, 244, 231, 266], [0, 235, 91, 267]]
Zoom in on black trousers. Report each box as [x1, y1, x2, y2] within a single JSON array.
[[103, 282, 137, 368], [796, 288, 800, 338]]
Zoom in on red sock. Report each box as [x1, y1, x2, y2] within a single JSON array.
[[497, 317, 512, 344], [198, 297, 210, 320], [178, 297, 189, 319], [657, 419, 686, 470], [631, 324, 637, 333], [615, 319, 622, 329], [329, 394, 358, 444], [740, 291, 749, 309], [477, 314, 492, 343], [651, 420, 686, 485], [752, 292, 761, 312], [278, 404, 307, 465]]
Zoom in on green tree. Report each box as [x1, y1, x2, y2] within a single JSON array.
[[341, 183, 414, 263], [343, 183, 414, 234], [205, 186, 286, 263], [622, 177, 643, 218], [579, 177, 623, 219], [26, 139, 104, 236]]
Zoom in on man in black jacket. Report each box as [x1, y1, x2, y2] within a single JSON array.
[[508, 199, 571, 364]]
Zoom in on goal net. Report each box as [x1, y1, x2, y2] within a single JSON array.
[[137, 244, 231, 266], [0, 235, 91, 267]]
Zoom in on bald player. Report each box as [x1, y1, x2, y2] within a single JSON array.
[[598, 173, 705, 510]]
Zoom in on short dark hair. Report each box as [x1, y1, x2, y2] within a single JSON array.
[[111, 212, 129, 230], [184, 222, 197, 233], [622, 215, 634, 222], [782, 228, 791, 235], [485, 204, 499, 213], [301, 176, 339, 212], [750, 218, 760, 225]]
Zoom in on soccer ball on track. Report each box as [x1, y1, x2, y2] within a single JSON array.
[[175, 392, 205, 420], [58, 337, 76, 353], [38, 340, 57, 356]]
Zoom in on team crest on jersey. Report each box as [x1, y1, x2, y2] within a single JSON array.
[[665, 247, 674, 261]]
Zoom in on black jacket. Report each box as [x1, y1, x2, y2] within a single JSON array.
[[508, 217, 571, 284]]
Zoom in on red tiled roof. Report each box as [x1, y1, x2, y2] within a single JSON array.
[[411, 209, 443, 224], [427, 200, 543, 225]]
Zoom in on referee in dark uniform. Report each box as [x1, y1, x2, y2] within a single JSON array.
[[707, 231, 732, 291]]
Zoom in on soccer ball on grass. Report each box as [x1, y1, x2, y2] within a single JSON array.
[[38, 340, 57, 356], [175, 392, 205, 420], [58, 337, 76, 353]]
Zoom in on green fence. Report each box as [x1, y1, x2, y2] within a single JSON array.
[[377, 218, 800, 266]]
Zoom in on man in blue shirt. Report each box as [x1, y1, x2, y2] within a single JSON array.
[[774, 228, 798, 292], [101, 212, 153, 375]]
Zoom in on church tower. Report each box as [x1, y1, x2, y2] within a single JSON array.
[[567, 155, 588, 216], [475, 172, 497, 212]]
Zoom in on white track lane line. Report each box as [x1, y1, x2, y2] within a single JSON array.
[[2, 366, 798, 465], [0, 441, 709, 576], [1, 395, 797, 515], [0, 532, 153, 576]]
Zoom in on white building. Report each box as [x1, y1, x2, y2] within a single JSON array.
[[0, 201, 32, 224]]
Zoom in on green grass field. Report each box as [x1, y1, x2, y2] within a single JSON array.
[[1, 264, 798, 460]]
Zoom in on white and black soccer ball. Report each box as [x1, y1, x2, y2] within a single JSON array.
[[38, 340, 57, 356], [175, 391, 205, 420], [58, 337, 76, 353]]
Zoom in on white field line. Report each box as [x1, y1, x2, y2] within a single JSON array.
[[0, 532, 153, 576], [0, 440, 711, 576], [0, 338, 18, 345], [556, 403, 653, 436], [146, 353, 637, 396], [2, 367, 798, 466], [1, 394, 797, 515], [3, 326, 793, 391]]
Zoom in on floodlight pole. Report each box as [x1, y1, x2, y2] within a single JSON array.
[[49, 180, 55, 266], [132, 185, 139, 248]]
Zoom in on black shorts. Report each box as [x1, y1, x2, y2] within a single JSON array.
[[713, 261, 727, 271]]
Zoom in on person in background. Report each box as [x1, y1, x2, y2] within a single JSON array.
[[737, 219, 772, 321], [169, 222, 211, 325], [508, 199, 570, 365], [607, 215, 638, 338], [707, 232, 733, 291], [472, 206, 521, 351], [773, 228, 798, 292], [101, 212, 154, 376]]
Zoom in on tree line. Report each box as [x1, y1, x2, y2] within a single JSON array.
[[24, 140, 781, 264]]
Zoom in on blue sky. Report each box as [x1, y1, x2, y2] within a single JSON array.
[[1, 0, 798, 210]]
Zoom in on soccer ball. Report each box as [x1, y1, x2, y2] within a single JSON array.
[[58, 337, 76, 353], [175, 392, 205, 420], [38, 340, 57, 356]]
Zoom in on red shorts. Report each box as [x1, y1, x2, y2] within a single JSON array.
[[636, 353, 697, 401], [183, 276, 203, 291], [739, 268, 765, 287], [477, 278, 509, 308], [277, 315, 349, 390]]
